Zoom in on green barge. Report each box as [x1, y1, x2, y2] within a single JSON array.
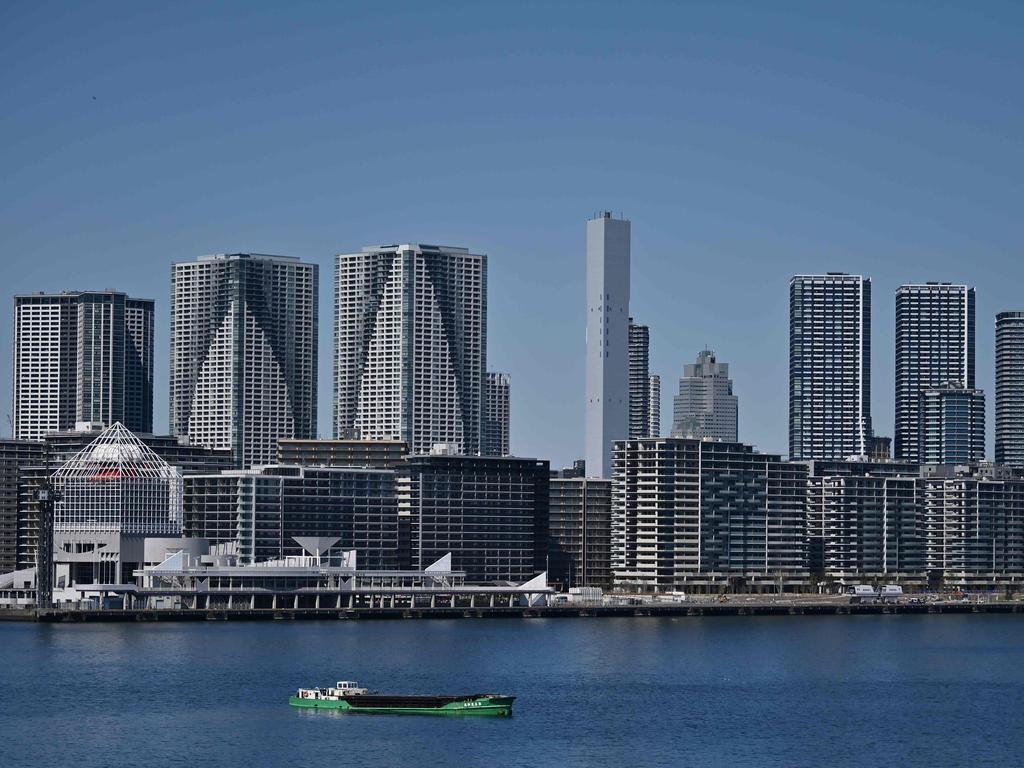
[[289, 680, 514, 716]]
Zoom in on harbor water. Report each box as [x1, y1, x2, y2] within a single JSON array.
[[2, 615, 1023, 767]]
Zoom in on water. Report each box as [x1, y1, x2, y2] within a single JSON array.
[[2, 615, 1023, 767]]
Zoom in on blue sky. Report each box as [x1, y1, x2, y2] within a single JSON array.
[[2, 2, 1022, 468]]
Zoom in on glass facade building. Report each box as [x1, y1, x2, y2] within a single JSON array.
[[895, 283, 976, 462], [996, 311, 1024, 468], [789, 274, 872, 461]]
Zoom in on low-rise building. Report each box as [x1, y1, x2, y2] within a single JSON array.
[[15, 423, 232, 570], [612, 438, 809, 594], [400, 453, 549, 582], [50, 423, 184, 588], [276, 438, 407, 468], [183, 465, 399, 569]]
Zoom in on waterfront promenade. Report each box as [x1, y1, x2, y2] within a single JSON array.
[[4, 595, 1023, 622]]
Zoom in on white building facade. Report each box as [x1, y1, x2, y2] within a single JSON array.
[[13, 291, 154, 440], [333, 244, 487, 455], [585, 213, 630, 478], [51, 422, 183, 586], [170, 253, 318, 468]]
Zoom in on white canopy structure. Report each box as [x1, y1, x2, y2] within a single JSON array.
[[52, 422, 183, 535]]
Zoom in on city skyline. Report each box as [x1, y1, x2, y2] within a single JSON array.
[[2, 245, 1021, 468], [5, 8, 1024, 767], [3, 4, 1024, 470]]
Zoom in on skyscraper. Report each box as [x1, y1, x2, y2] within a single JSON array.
[[628, 318, 650, 438], [333, 243, 487, 455], [585, 213, 630, 477], [482, 372, 511, 456], [996, 311, 1024, 468], [170, 253, 318, 468], [920, 384, 986, 465], [789, 274, 872, 461], [671, 349, 738, 441], [895, 283, 976, 462], [124, 299, 155, 434], [647, 374, 660, 438], [12, 291, 154, 440]]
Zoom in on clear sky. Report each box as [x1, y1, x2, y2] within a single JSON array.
[[2, 2, 1022, 468]]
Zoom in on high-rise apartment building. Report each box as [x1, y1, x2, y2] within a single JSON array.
[[0, 439, 45, 574], [671, 349, 738, 441], [996, 311, 1024, 468], [789, 274, 872, 461], [895, 283, 976, 462], [548, 476, 612, 590], [585, 213, 630, 477], [334, 244, 486, 456], [482, 372, 511, 456], [647, 374, 660, 438], [170, 253, 318, 468], [12, 291, 154, 440], [628, 319, 650, 438], [124, 299, 155, 435], [920, 384, 985, 464]]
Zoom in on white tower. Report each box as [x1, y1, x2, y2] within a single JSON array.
[[170, 253, 318, 468], [585, 212, 630, 478], [333, 244, 487, 455]]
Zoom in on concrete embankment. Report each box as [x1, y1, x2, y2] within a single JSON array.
[[2, 600, 1023, 623]]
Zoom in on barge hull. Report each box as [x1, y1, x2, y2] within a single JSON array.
[[289, 694, 513, 716]]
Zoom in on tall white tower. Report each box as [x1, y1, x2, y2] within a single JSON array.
[[170, 253, 318, 468], [333, 243, 487, 455], [585, 212, 630, 478], [13, 291, 154, 440]]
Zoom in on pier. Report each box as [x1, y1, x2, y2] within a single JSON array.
[[4, 597, 1024, 622]]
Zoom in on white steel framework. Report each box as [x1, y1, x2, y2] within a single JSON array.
[[52, 422, 182, 534]]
